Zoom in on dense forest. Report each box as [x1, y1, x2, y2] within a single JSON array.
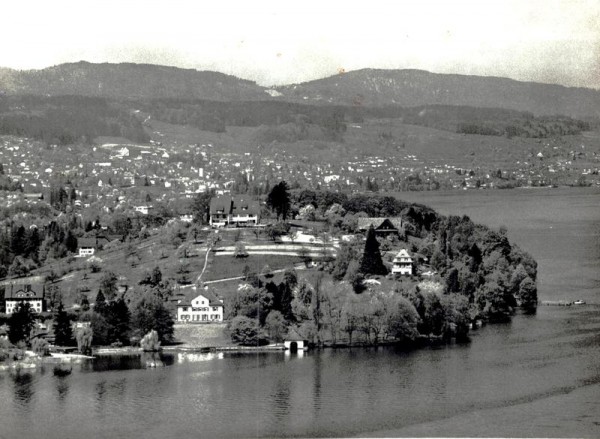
[[0, 95, 149, 145], [140, 98, 590, 140], [0, 92, 590, 147]]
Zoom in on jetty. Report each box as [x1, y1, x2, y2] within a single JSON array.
[[541, 300, 572, 306]]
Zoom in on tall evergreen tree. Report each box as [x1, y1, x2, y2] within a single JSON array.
[[24, 227, 40, 260], [10, 225, 26, 256], [267, 181, 291, 220], [106, 299, 131, 345], [64, 231, 78, 253], [8, 302, 35, 344], [359, 226, 388, 276], [94, 290, 107, 315], [54, 301, 74, 346], [132, 294, 174, 343]]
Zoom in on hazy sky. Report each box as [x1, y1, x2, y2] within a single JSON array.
[[2, 0, 599, 88]]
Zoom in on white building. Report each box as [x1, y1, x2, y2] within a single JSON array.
[[392, 249, 414, 275], [209, 196, 260, 227], [1, 278, 45, 314], [135, 205, 153, 215], [177, 291, 224, 322]]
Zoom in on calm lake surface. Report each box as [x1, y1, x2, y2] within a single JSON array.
[[1, 187, 599, 438]]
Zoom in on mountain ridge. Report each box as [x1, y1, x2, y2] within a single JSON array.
[[276, 68, 600, 118], [0, 62, 599, 118]]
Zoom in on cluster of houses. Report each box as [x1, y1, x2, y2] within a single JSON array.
[[0, 275, 227, 325]]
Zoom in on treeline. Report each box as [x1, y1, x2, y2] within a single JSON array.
[[77, 269, 174, 347], [0, 95, 149, 145], [457, 117, 590, 138], [2, 266, 175, 352], [138, 98, 349, 140], [228, 269, 475, 347], [138, 99, 589, 141], [290, 189, 437, 235], [0, 220, 79, 279]]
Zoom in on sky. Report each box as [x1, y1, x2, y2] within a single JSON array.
[[1, 0, 599, 88]]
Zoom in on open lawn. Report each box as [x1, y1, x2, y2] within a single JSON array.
[[173, 323, 232, 348], [202, 253, 304, 281]]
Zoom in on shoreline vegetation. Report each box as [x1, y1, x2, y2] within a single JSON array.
[[1, 182, 538, 366]]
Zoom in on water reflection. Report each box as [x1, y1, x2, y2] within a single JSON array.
[[176, 351, 224, 363], [141, 352, 164, 368], [80, 353, 175, 372], [12, 372, 34, 406], [55, 375, 70, 403]]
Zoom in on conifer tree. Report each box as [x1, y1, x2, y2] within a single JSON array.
[[106, 299, 131, 345], [54, 301, 74, 346], [8, 302, 35, 344], [359, 226, 388, 276], [94, 290, 107, 315], [267, 181, 291, 220]]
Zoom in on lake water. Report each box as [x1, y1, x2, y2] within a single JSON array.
[[1, 187, 599, 438]]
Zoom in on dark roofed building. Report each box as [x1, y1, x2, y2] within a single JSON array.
[[357, 217, 403, 236], [210, 195, 260, 227], [0, 276, 46, 314]]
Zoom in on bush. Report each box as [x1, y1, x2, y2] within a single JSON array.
[[88, 261, 102, 273], [76, 326, 93, 355], [31, 338, 50, 356], [229, 316, 262, 345], [140, 330, 161, 352]]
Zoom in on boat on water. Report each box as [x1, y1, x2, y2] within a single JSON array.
[[573, 300, 586, 305]]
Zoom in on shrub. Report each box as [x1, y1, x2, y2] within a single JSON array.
[[88, 261, 102, 273], [229, 316, 261, 345], [140, 330, 161, 352], [76, 326, 93, 355], [31, 338, 50, 356]]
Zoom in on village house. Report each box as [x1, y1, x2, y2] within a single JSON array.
[[134, 205, 153, 215], [76, 235, 119, 257], [392, 249, 414, 275], [209, 195, 260, 227], [176, 290, 224, 322], [0, 277, 46, 314], [357, 218, 403, 236]]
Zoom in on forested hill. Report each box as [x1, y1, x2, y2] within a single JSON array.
[[276, 69, 600, 119], [0, 62, 267, 101]]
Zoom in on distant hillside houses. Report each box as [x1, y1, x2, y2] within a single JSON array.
[[209, 195, 260, 227]]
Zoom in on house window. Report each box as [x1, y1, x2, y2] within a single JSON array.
[[212, 307, 219, 311], [182, 307, 188, 312]]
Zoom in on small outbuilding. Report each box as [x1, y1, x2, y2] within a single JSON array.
[[284, 328, 309, 352]]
